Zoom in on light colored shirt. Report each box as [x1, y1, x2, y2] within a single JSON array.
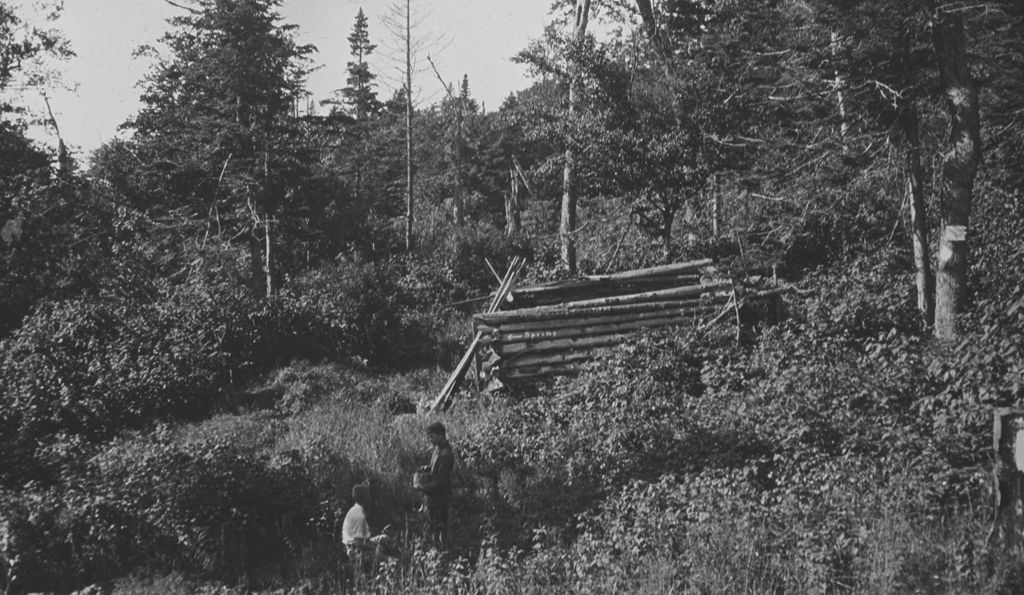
[[342, 503, 371, 546]]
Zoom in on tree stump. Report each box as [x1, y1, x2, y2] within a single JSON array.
[[991, 408, 1024, 546]]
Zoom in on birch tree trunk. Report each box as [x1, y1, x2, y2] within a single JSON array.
[[901, 103, 934, 324], [561, 0, 591, 276], [932, 5, 981, 339], [831, 29, 849, 151]]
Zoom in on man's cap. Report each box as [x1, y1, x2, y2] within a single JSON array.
[[426, 421, 446, 435]]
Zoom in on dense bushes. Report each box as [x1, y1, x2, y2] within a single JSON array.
[[2, 180, 1022, 593], [0, 364, 449, 593], [0, 433, 341, 592], [433, 249, 1008, 592], [0, 286, 299, 447], [2, 246, 1021, 592]]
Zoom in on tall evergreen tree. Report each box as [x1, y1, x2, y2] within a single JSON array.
[[341, 8, 381, 119], [122, 0, 315, 295]]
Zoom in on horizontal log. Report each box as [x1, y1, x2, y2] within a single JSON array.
[[584, 258, 713, 281], [475, 284, 732, 325], [494, 306, 720, 343], [497, 333, 632, 356], [502, 350, 597, 368], [479, 300, 715, 333], [502, 363, 584, 380], [476, 296, 730, 329], [507, 275, 702, 306], [516, 273, 702, 295], [561, 282, 730, 308]]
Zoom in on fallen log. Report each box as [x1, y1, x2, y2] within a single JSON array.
[[503, 363, 584, 379], [478, 300, 719, 334], [502, 350, 597, 368], [507, 274, 702, 306], [584, 258, 713, 281]]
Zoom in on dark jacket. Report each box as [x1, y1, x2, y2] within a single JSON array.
[[421, 439, 454, 507]]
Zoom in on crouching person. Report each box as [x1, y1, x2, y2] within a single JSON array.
[[342, 482, 395, 580]]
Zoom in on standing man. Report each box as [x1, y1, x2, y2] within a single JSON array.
[[416, 421, 455, 549]]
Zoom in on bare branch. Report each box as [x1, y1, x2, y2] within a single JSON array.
[[163, 0, 201, 15]]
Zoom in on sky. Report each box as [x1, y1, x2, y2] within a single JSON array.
[[16, 0, 558, 157]]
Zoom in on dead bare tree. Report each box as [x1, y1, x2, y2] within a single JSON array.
[[381, 0, 446, 251], [562, 0, 592, 275]]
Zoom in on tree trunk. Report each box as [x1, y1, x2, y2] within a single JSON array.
[[633, 0, 667, 61], [263, 147, 275, 297], [404, 0, 415, 251], [249, 230, 264, 296], [506, 166, 521, 235], [831, 29, 849, 151], [264, 217, 274, 297], [710, 173, 720, 239], [561, 0, 591, 276], [453, 96, 465, 226], [932, 6, 981, 339], [661, 209, 674, 262], [901, 103, 934, 324]]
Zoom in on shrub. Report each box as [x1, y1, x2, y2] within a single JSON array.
[[282, 260, 435, 369], [0, 297, 227, 446], [462, 328, 731, 539], [0, 282, 344, 485]]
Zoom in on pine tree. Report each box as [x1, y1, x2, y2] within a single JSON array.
[[341, 8, 381, 119], [125, 0, 315, 296]]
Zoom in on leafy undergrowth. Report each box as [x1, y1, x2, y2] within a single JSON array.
[[4, 245, 1024, 593]]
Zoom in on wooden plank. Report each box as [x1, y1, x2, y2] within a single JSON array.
[[584, 258, 713, 281]]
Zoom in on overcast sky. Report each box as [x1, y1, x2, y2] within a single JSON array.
[[17, 0, 556, 157]]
